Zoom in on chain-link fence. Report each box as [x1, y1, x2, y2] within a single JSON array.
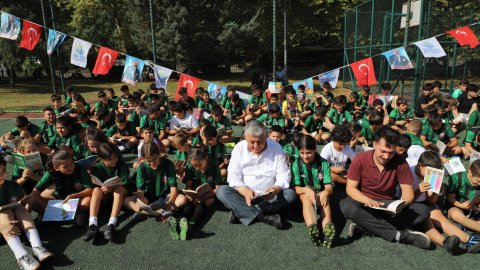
[[343, 0, 480, 106]]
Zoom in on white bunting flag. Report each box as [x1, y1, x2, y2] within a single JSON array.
[[414, 37, 447, 58], [319, 69, 340, 88], [153, 64, 173, 89], [70, 38, 92, 68]]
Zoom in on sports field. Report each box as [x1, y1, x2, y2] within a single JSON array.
[[0, 118, 477, 270]]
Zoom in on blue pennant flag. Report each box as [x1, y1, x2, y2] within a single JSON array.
[[207, 82, 227, 103], [47, 29, 66, 55], [122, 56, 145, 85]]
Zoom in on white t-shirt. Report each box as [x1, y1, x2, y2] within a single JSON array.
[[169, 113, 199, 130], [320, 142, 355, 168]]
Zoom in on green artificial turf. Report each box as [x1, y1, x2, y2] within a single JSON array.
[[0, 119, 478, 270]]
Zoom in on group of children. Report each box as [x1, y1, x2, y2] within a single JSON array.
[[0, 80, 479, 269]]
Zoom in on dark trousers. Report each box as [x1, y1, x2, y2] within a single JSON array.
[[340, 197, 430, 242], [216, 185, 296, 225]]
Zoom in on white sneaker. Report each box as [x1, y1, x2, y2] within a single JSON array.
[[17, 254, 40, 270], [32, 246, 53, 262], [118, 145, 127, 152]]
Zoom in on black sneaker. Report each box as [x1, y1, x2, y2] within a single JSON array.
[[399, 230, 431, 249], [443, 235, 460, 255], [262, 214, 282, 229], [84, 224, 98, 241], [229, 211, 240, 224], [466, 233, 480, 254], [104, 224, 116, 242]]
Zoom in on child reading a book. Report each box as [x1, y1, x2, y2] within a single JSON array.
[[406, 151, 480, 254], [31, 150, 93, 227], [325, 95, 353, 130], [198, 90, 217, 114], [246, 86, 267, 119], [93, 107, 115, 132], [389, 98, 414, 132], [462, 128, 480, 159], [106, 113, 138, 153], [208, 105, 234, 143], [70, 94, 91, 117], [446, 159, 480, 234], [302, 107, 330, 142], [292, 135, 335, 248], [50, 94, 69, 115], [201, 125, 228, 178], [47, 116, 83, 161], [256, 103, 287, 129], [0, 157, 53, 270], [421, 114, 461, 156], [11, 139, 44, 194], [134, 126, 166, 169], [320, 125, 355, 185], [226, 93, 248, 126], [140, 103, 168, 141], [403, 119, 424, 147], [1, 116, 41, 148], [84, 143, 129, 243], [180, 146, 223, 239], [172, 133, 190, 180], [167, 102, 200, 145], [36, 107, 56, 147]]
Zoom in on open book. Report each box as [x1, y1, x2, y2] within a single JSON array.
[[354, 145, 374, 155], [90, 175, 124, 188], [453, 113, 468, 124], [182, 183, 213, 201], [75, 155, 98, 168], [369, 199, 406, 216], [423, 167, 445, 194], [12, 152, 43, 171], [3, 138, 21, 150], [470, 151, 480, 164], [0, 194, 31, 211], [136, 198, 172, 217], [435, 140, 447, 156], [251, 190, 274, 204], [43, 199, 79, 221], [444, 157, 466, 175]]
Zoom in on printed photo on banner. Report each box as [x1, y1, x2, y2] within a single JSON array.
[[70, 38, 92, 68], [122, 56, 145, 85], [382, 47, 413, 70], [414, 37, 446, 58], [207, 82, 227, 103], [47, 29, 66, 55], [0, 12, 20, 40], [292, 78, 314, 100], [268, 81, 283, 93], [153, 64, 173, 89], [319, 69, 340, 88]]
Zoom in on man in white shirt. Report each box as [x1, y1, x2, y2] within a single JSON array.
[[216, 121, 295, 229]]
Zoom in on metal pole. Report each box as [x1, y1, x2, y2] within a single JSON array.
[[272, 0, 276, 82], [49, 0, 65, 93], [353, 6, 358, 63], [342, 11, 347, 89], [40, 0, 56, 93], [149, 0, 157, 64], [450, 43, 458, 92], [386, 0, 396, 83], [413, 0, 425, 110], [283, 0, 287, 80], [403, 0, 411, 46]]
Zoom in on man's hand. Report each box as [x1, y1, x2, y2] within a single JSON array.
[[62, 194, 75, 204], [236, 186, 255, 206], [263, 186, 281, 201], [22, 169, 34, 179], [364, 199, 384, 208]]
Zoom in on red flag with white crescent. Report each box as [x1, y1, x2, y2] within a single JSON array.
[[447, 26, 480, 48], [175, 74, 201, 100], [92, 46, 119, 75], [19, 20, 42, 51], [350, 57, 377, 87]]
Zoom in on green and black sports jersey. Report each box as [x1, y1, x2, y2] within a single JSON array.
[[136, 158, 176, 199], [35, 165, 93, 199], [421, 122, 455, 144], [207, 143, 226, 165], [256, 113, 286, 128], [10, 123, 40, 138], [358, 94, 369, 108], [291, 154, 332, 192], [225, 100, 246, 116], [249, 93, 267, 106], [0, 181, 24, 206], [283, 143, 300, 162], [404, 132, 424, 147], [303, 115, 324, 133], [198, 99, 217, 113], [80, 120, 97, 130], [128, 111, 141, 127], [90, 160, 130, 185], [389, 108, 414, 122], [95, 99, 117, 113], [208, 115, 233, 132], [39, 121, 56, 144], [139, 114, 167, 136], [184, 161, 223, 189], [447, 171, 480, 203], [327, 109, 353, 126], [106, 121, 138, 137], [100, 116, 116, 131], [467, 110, 480, 129], [48, 134, 84, 160]]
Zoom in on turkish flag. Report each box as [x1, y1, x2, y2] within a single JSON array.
[[175, 74, 201, 100], [92, 46, 119, 75], [19, 20, 42, 51], [350, 57, 377, 87], [447, 26, 480, 48]]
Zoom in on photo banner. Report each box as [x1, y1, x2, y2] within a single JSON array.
[[153, 64, 173, 89], [0, 12, 21, 40], [382, 47, 413, 70], [47, 29, 66, 55], [70, 38, 92, 68], [121, 55, 145, 85], [319, 69, 340, 88], [207, 82, 227, 103], [414, 37, 447, 58]]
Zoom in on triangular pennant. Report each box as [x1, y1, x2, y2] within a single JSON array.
[[47, 29, 66, 55], [153, 65, 173, 89], [0, 12, 21, 40], [382, 47, 413, 70], [121, 55, 145, 85], [207, 82, 227, 103], [350, 58, 377, 87], [92, 46, 119, 75], [319, 69, 340, 88], [414, 37, 446, 58], [447, 26, 480, 48], [175, 74, 201, 100], [70, 38, 92, 68], [19, 20, 42, 50]]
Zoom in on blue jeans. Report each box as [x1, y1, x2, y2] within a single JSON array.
[[216, 185, 296, 225]]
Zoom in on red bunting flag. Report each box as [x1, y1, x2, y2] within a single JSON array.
[[92, 46, 119, 75], [350, 57, 377, 87], [175, 74, 201, 100], [447, 26, 480, 48], [19, 20, 42, 51]]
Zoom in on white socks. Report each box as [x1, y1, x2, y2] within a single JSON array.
[[7, 237, 28, 259], [26, 228, 42, 248], [89, 216, 98, 226], [395, 231, 401, 242], [108, 217, 117, 226]]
